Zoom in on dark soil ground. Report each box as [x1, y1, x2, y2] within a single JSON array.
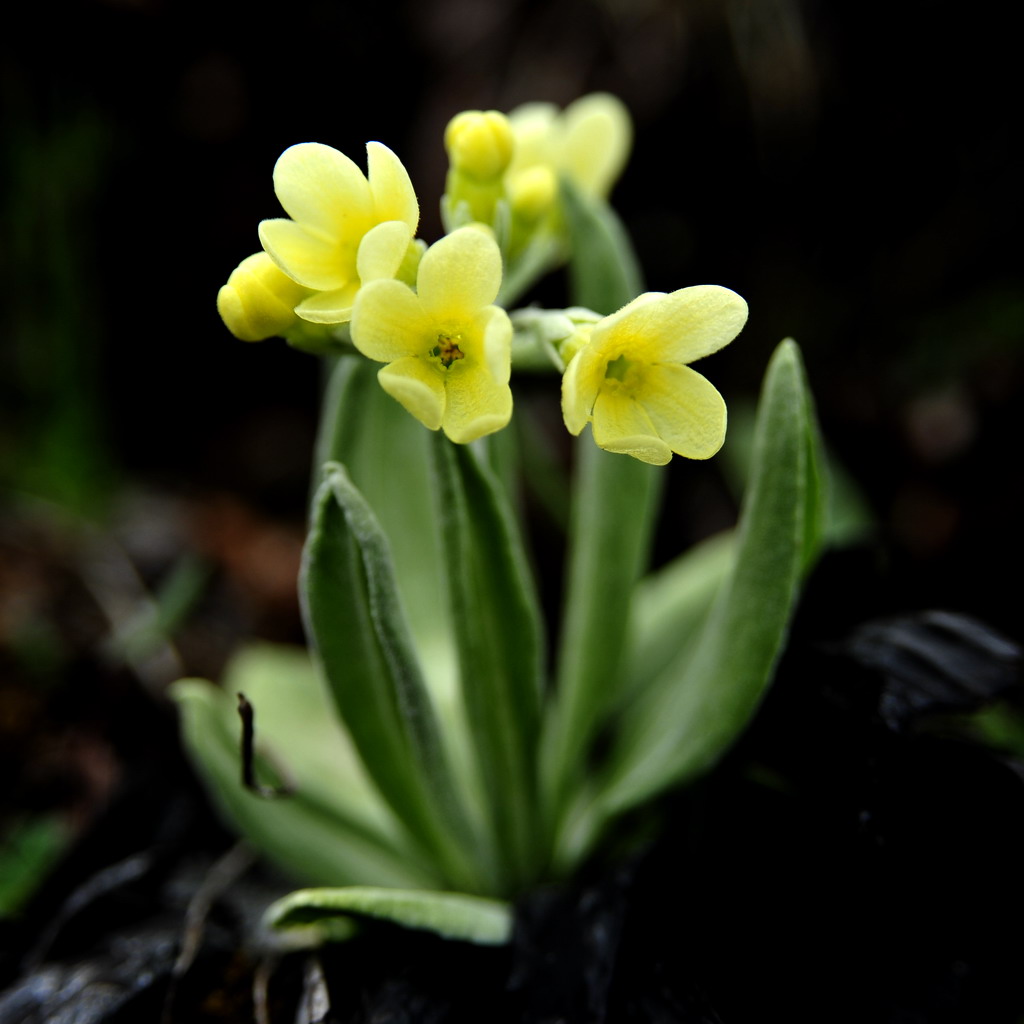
[[1, 515, 1021, 1022]]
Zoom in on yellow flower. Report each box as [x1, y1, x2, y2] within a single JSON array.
[[506, 92, 632, 202], [216, 252, 310, 342], [561, 286, 748, 465], [350, 227, 513, 443], [258, 141, 419, 325]]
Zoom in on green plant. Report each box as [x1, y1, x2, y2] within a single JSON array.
[[174, 95, 827, 946]]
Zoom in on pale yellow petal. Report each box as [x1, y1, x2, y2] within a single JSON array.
[[441, 361, 513, 443], [416, 227, 502, 320], [638, 363, 728, 460], [591, 389, 671, 465], [468, 305, 513, 385], [350, 279, 430, 362], [366, 142, 419, 231], [561, 93, 633, 197], [562, 338, 609, 422], [272, 142, 373, 237], [259, 218, 353, 291], [378, 357, 445, 431], [590, 292, 666, 351], [356, 220, 414, 284], [602, 286, 748, 366], [294, 283, 360, 324], [560, 350, 590, 436], [506, 102, 560, 174]]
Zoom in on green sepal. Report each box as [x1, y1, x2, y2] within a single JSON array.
[[429, 435, 545, 892], [265, 886, 514, 946], [283, 321, 349, 355], [596, 339, 825, 818], [302, 465, 481, 890], [440, 194, 475, 234], [509, 307, 575, 372]]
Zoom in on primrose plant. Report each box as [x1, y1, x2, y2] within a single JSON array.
[[175, 94, 826, 947]]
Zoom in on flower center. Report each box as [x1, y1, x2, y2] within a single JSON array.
[[601, 354, 647, 400], [604, 354, 631, 382], [431, 334, 466, 368]]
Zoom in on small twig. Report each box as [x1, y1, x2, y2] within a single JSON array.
[[173, 842, 257, 979], [162, 842, 257, 1024], [237, 693, 295, 798]]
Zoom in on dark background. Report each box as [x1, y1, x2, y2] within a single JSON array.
[[1, 1, 1022, 1018], [3, 0, 1020, 638]]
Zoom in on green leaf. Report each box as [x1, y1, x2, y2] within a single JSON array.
[[265, 886, 514, 946], [561, 175, 642, 315], [717, 398, 871, 550], [597, 339, 825, 818], [314, 356, 460, 729], [302, 466, 481, 890], [430, 436, 545, 891], [542, 442, 662, 828], [172, 645, 437, 889], [623, 529, 737, 701]]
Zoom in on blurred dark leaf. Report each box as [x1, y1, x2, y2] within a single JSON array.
[[843, 610, 1021, 731]]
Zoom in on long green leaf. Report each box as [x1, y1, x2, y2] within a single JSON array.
[[172, 644, 438, 889], [302, 466, 481, 890], [266, 886, 513, 946], [176, 687, 429, 889], [542, 443, 661, 824], [430, 436, 545, 891], [314, 356, 479, 841], [314, 355, 458, 708], [597, 339, 824, 818]]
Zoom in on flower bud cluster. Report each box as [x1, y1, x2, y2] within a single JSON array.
[[442, 93, 632, 261]]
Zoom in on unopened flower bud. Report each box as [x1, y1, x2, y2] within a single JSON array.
[[217, 253, 308, 342], [445, 110, 514, 180], [507, 165, 557, 222]]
